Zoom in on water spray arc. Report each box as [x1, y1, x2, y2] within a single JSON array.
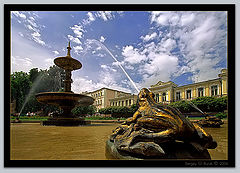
[[85, 39, 140, 93]]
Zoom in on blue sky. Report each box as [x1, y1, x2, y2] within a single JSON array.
[[11, 11, 227, 94]]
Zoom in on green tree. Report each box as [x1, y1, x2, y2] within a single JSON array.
[[11, 65, 65, 115], [29, 68, 39, 83], [11, 71, 31, 113], [72, 105, 96, 117]]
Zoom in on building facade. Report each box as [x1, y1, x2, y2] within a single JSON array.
[[149, 69, 228, 104], [84, 69, 227, 111], [85, 88, 135, 112], [109, 93, 137, 107]]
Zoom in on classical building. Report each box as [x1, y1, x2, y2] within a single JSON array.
[[85, 88, 136, 112], [109, 92, 137, 107], [149, 69, 228, 104], [84, 69, 227, 111]]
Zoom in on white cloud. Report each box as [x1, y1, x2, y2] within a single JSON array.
[[180, 13, 195, 26], [12, 12, 47, 47], [29, 16, 35, 21], [73, 45, 83, 54], [27, 18, 38, 28], [122, 45, 147, 64], [26, 25, 34, 31], [143, 53, 178, 76], [96, 46, 102, 51], [11, 56, 32, 73], [150, 11, 180, 26], [12, 11, 26, 19], [44, 58, 54, 67], [87, 12, 95, 22], [96, 11, 114, 21], [52, 51, 59, 55], [31, 32, 46, 46], [140, 32, 157, 42], [97, 53, 105, 57], [100, 36, 106, 43], [157, 38, 176, 52], [72, 75, 131, 94], [149, 11, 227, 83], [83, 12, 96, 25], [18, 32, 24, 37], [100, 64, 117, 72], [70, 24, 84, 38], [67, 35, 82, 44]]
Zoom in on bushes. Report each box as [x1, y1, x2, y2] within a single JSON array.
[[98, 96, 227, 117], [98, 104, 138, 118], [169, 96, 227, 113], [215, 112, 227, 119], [72, 105, 96, 117]]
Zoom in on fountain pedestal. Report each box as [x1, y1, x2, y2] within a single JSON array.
[[35, 42, 94, 126]]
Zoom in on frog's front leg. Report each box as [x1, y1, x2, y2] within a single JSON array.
[[140, 129, 177, 144], [122, 110, 142, 125]]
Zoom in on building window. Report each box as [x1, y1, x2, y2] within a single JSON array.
[[126, 100, 128, 106], [155, 93, 159, 102], [176, 92, 181, 101], [112, 102, 114, 106], [186, 90, 192, 99], [162, 92, 166, 102], [198, 88, 204, 97], [122, 101, 124, 106], [211, 85, 218, 96], [129, 99, 131, 105], [119, 101, 121, 106]]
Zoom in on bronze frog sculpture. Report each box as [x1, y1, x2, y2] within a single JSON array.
[[109, 88, 217, 159]]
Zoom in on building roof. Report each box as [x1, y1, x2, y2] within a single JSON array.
[[150, 81, 178, 89], [176, 78, 221, 89], [85, 87, 133, 95]]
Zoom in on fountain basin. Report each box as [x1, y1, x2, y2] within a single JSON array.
[[35, 92, 94, 126], [35, 92, 94, 107], [54, 56, 82, 70]]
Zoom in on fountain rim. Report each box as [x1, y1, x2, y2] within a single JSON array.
[[35, 92, 94, 100], [54, 56, 82, 70]]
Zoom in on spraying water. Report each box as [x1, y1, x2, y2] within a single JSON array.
[[19, 74, 44, 115], [186, 100, 206, 115], [85, 39, 140, 93]]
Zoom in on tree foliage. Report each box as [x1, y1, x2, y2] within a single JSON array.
[[11, 65, 65, 114], [169, 96, 228, 113], [72, 105, 96, 117], [98, 104, 138, 118]]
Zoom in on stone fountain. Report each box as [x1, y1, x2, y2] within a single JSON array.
[[35, 42, 94, 126]]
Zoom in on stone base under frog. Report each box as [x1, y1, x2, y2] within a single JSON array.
[[105, 139, 211, 160]]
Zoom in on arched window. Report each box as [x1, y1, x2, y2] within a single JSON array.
[[162, 92, 166, 102]]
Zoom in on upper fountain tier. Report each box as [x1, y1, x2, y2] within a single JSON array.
[[54, 42, 82, 71]]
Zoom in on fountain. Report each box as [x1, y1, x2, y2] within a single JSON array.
[[35, 42, 94, 126], [106, 88, 217, 160]]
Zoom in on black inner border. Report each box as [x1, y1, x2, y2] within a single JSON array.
[[4, 4, 235, 168]]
